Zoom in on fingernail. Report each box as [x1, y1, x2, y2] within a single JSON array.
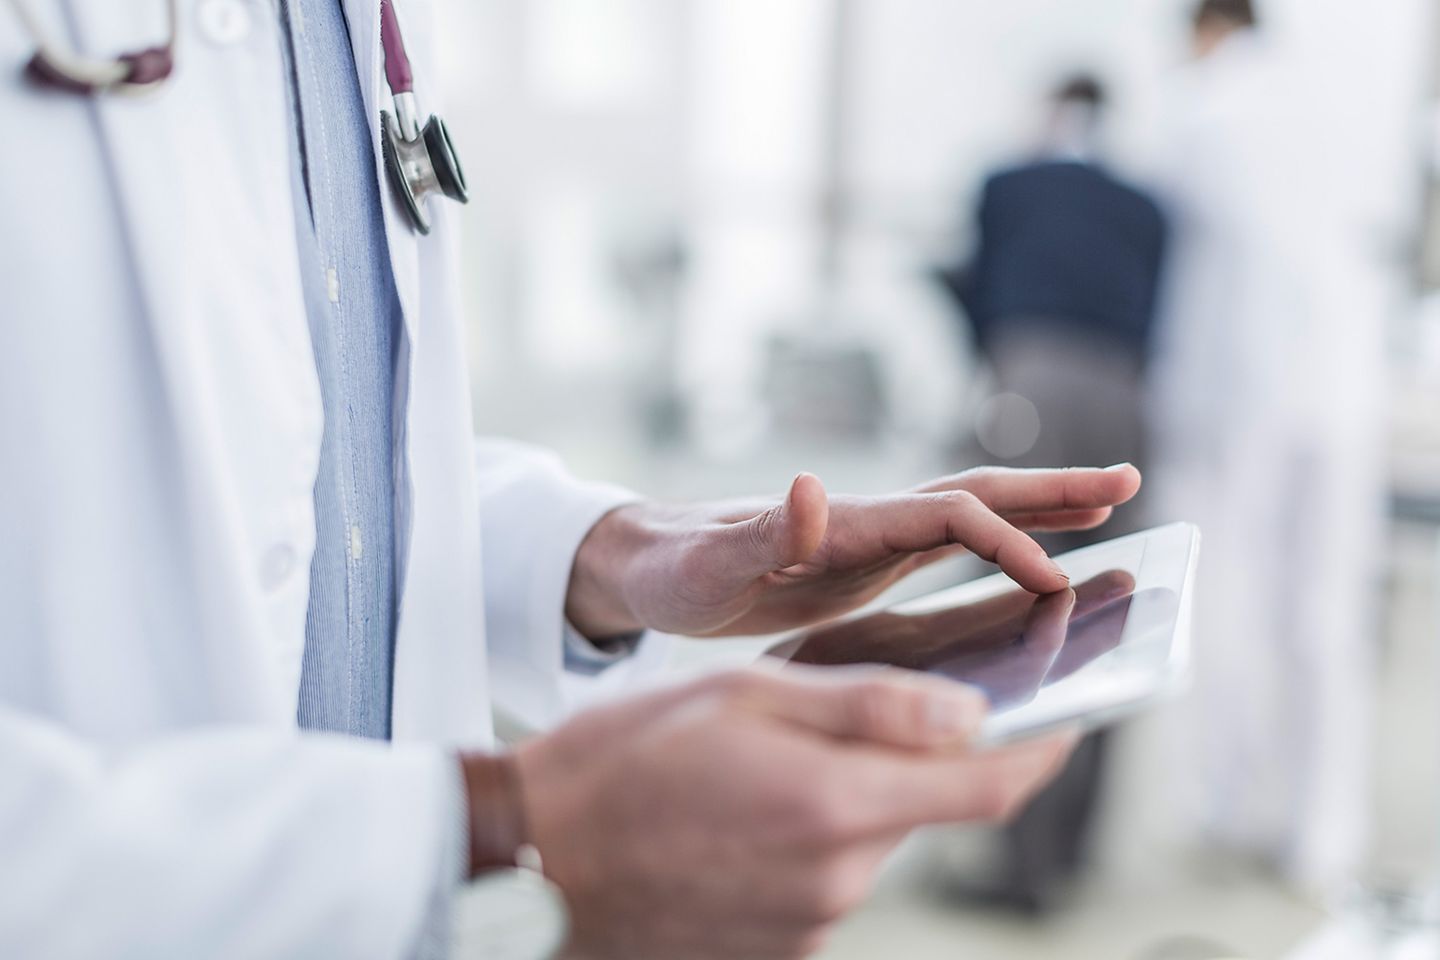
[[927, 699, 970, 736], [1103, 462, 1133, 472], [786, 472, 814, 502], [1052, 727, 1083, 751], [927, 689, 987, 737], [1046, 558, 1070, 581]]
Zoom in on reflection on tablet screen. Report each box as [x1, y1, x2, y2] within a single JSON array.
[[772, 570, 1168, 712]]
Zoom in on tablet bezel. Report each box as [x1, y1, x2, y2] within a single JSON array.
[[972, 522, 1200, 745], [767, 522, 1201, 747]]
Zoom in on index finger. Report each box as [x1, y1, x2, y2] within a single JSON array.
[[867, 492, 1069, 593], [919, 465, 1142, 515]]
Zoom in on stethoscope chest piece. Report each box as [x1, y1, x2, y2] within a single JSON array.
[[378, 0, 468, 235], [382, 108, 468, 236]]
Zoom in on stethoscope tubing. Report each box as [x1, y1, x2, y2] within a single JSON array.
[[7, 0, 415, 97], [10, 0, 463, 233], [378, 0, 414, 96], [6, 0, 179, 93]]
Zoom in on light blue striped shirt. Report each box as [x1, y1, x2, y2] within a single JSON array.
[[278, 3, 455, 955], [284, 0, 399, 741], [276, 3, 639, 951]]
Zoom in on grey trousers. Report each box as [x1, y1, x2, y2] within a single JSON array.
[[966, 319, 1150, 908]]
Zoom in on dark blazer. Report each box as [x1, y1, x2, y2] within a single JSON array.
[[941, 160, 1168, 357]]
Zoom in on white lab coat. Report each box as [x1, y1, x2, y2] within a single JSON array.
[[0, 1, 664, 956], [1147, 33, 1386, 894]]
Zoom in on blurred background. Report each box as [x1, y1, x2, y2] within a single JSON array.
[[438, 0, 1440, 956]]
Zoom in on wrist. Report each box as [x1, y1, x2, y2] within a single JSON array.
[[458, 751, 530, 879], [566, 503, 650, 639]]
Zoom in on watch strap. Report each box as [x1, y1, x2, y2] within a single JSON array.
[[460, 752, 530, 876]]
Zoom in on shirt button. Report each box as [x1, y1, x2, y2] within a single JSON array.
[[197, 0, 252, 46], [260, 543, 297, 591]]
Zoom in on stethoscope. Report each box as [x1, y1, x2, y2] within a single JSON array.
[[376, 0, 467, 234], [7, 0, 467, 235]]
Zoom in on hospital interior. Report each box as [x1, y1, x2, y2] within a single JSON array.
[[439, 0, 1440, 957]]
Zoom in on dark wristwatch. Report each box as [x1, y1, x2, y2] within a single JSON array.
[[455, 753, 568, 959]]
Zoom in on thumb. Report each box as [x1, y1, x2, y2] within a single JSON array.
[[724, 472, 829, 579], [736, 664, 990, 750]]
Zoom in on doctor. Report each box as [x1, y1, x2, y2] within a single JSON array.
[[1148, 0, 1384, 894], [0, 1, 1141, 958]]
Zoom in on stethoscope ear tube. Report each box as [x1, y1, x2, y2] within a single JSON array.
[[9, 0, 178, 94]]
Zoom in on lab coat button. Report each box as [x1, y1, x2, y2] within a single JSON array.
[[197, 0, 252, 46], [260, 544, 297, 590]]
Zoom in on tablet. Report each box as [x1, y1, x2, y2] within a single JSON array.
[[767, 522, 1201, 747]]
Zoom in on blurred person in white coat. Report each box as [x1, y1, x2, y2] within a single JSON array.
[[0, 1, 1148, 958], [1148, 0, 1386, 894]]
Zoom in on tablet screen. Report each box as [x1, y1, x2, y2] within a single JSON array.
[[766, 532, 1185, 735]]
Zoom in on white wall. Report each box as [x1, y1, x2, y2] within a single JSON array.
[[440, 0, 1434, 466]]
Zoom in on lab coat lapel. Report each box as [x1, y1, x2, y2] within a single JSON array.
[[340, 0, 486, 745], [340, 0, 422, 607], [339, 0, 422, 348]]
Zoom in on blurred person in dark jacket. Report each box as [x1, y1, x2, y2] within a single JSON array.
[[944, 74, 1168, 514], [936, 73, 1169, 912]]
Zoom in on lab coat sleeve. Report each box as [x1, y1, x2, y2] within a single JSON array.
[[413, 771, 472, 960], [0, 704, 455, 960], [475, 438, 672, 732]]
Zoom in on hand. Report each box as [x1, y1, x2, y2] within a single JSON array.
[[511, 667, 1076, 960], [567, 465, 1142, 638]]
